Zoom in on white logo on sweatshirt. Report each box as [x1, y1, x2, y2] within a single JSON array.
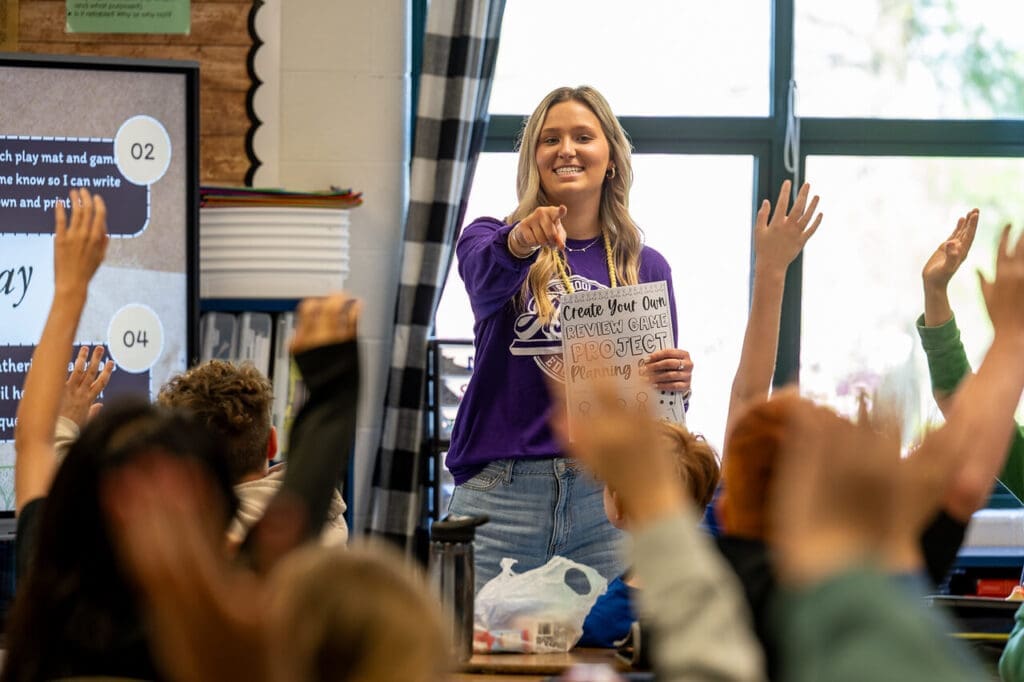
[[509, 274, 606, 381]]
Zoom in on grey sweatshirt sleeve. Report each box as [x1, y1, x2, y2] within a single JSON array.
[[632, 511, 767, 682]]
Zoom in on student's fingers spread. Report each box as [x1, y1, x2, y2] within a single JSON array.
[[66, 189, 82, 233], [803, 211, 823, 242], [961, 210, 979, 252], [755, 199, 770, 232], [771, 180, 792, 226], [84, 345, 105, 381], [1011, 227, 1024, 261], [997, 223, 1013, 262], [87, 195, 110, 263], [75, 188, 93, 232], [67, 346, 89, 387], [797, 194, 820, 231], [54, 192, 68, 237], [91, 360, 115, 398], [789, 182, 810, 219], [90, 193, 107, 237]]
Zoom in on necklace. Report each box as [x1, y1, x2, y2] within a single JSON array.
[[563, 236, 602, 253], [555, 231, 618, 294]]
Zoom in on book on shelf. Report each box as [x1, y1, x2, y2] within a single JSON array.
[[271, 312, 307, 461], [235, 312, 273, 377], [198, 310, 307, 460], [199, 311, 238, 362]]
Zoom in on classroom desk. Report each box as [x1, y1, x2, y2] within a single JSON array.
[[451, 647, 630, 681]]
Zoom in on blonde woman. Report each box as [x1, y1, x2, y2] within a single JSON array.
[[447, 86, 693, 590]]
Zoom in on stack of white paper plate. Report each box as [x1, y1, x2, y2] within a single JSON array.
[[200, 207, 351, 298]]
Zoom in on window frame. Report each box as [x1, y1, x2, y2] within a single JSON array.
[[456, 0, 1024, 507]]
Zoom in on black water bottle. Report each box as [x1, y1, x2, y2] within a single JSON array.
[[428, 513, 488, 662]]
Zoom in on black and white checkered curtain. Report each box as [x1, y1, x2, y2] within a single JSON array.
[[366, 0, 505, 549]]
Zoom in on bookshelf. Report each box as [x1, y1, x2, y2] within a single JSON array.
[[198, 188, 360, 532]]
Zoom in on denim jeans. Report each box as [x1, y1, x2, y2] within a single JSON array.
[[448, 457, 627, 593]]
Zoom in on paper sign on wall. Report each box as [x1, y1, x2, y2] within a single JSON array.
[[560, 281, 686, 432], [66, 0, 190, 34]]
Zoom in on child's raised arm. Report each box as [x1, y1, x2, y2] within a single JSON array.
[[14, 189, 109, 514], [724, 180, 821, 444]]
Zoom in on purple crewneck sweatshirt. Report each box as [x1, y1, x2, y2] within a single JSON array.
[[446, 216, 678, 485]]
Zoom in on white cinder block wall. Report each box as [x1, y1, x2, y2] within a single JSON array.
[[274, 1, 410, 532]]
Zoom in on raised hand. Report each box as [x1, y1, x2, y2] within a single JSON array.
[[60, 345, 114, 428], [54, 188, 109, 296], [979, 224, 1024, 342], [923, 209, 978, 293], [753, 180, 822, 275], [290, 292, 361, 355], [508, 204, 568, 256], [15, 190, 111, 513], [723, 181, 823, 441], [553, 379, 685, 526]]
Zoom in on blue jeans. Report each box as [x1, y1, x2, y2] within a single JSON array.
[[448, 457, 627, 593]]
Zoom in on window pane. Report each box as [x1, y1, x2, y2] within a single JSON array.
[[800, 156, 1024, 442], [796, 0, 1024, 119], [436, 153, 755, 453], [488, 1, 770, 117]]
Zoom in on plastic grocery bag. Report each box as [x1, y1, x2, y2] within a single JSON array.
[[473, 556, 609, 654]]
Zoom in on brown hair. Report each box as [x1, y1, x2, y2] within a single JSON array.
[[717, 398, 790, 540], [157, 361, 273, 482], [267, 543, 450, 682], [659, 422, 720, 510]]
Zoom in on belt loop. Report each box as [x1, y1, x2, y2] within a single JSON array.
[[504, 458, 515, 485]]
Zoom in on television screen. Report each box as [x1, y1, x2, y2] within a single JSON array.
[[0, 53, 198, 515]]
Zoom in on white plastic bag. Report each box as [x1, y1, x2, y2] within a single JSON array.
[[473, 556, 608, 654]]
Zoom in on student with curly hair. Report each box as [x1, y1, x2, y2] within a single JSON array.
[[158, 360, 348, 546]]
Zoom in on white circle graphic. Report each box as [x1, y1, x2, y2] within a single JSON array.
[[107, 303, 164, 373], [113, 115, 172, 186]]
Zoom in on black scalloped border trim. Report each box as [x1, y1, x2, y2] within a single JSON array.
[[243, 0, 264, 186]]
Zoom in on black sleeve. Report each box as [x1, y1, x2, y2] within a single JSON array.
[[241, 341, 359, 559], [919, 509, 968, 587], [281, 340, 359, 539], [14, 497, 44, 582]]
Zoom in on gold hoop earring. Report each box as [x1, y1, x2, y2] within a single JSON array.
[[605, 165, 616, 179]]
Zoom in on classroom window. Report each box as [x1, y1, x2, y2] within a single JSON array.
[[488, 0, 771, 117], [795, 0, 1024, 119], [800, 155, 1024, 438], [430, 0, 1024, 510]]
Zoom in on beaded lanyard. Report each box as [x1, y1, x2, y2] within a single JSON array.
[[554, 230, 618, 294]]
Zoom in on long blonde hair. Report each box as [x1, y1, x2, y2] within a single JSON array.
[[508, 86, 643, 325]]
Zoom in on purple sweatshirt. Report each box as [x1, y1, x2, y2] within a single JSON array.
[[446, 216, 678, 485]]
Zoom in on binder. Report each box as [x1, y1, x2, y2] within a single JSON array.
[[236, 312, 273, 376], [199, 312, 238, 362]]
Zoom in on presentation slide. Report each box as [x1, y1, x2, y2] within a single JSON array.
[[0, 59, 194, 511]]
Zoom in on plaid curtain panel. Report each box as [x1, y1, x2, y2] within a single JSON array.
[[367, 0, 505, 550]]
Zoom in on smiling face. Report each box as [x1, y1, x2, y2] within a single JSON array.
[[534, 99, 612, 210]]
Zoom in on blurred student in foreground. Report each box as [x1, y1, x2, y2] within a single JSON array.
[[561, 220, 1024, 682]]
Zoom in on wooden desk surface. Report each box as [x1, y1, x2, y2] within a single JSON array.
[[451, 648, 629, 680]]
